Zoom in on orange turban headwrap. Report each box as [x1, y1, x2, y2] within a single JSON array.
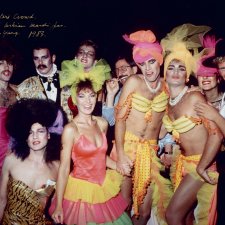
[[123, 30, 163, 65]]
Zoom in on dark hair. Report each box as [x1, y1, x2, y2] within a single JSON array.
[[76, 39, 98, 59], [6, 98, 65, 162], [115, 53, 136, 68], [0, 39, 21, 69], [218, 76, 225, 93], [76, 79, 95, 94], [31, 40, 55, 56]]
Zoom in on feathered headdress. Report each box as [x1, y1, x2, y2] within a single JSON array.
[[195, 35, 221, 76], [161, 23, 211, 79], [60, 58, 111, 104]]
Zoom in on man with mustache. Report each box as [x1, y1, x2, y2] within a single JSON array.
[[0, 39, 20, 174], [17, 41, 61, 105]]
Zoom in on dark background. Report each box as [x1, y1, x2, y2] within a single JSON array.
[[1, 0, 224, 84]]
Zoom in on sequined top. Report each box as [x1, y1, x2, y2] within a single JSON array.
[[2, 176, 54, 225]]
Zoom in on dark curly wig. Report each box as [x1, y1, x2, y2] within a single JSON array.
[[5, 98, 66, 162], [0, 39, 22, 70]]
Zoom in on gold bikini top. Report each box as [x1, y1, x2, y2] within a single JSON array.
[[132, 91, 169, 121], [163, 114, 202, 142]]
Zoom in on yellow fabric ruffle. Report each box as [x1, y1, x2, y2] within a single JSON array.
[[163, 114, 202, 142], [64, 169, 122, 204], [59, 58, 111, 104]]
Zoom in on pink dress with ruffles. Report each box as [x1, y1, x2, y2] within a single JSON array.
[[49, 133, 132, 225]]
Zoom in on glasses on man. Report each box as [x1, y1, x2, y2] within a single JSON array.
[[77, 50, 95, 58], [115, 65, 131, 74]]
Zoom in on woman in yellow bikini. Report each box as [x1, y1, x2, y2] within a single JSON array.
[[161, 24, 223, 225]]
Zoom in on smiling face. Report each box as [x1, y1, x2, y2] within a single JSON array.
[[76, 45, 96, 72], [33, 48, 55, 75], [197, 75, 219, 91], [165, 59, 187, 87], [0, 60, 14, 83], [115, 59, 137, 85], [76, 88, 97, 115], [137, 58, 160, 82], [27, 123, 49, 152]]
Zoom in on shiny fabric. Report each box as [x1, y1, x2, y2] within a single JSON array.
[[0, 107, 9, 173], [17, 76, 46, 99], [49, 132, 132, 225], [2, 176, 53, 225], [71, 133, 107, 185]]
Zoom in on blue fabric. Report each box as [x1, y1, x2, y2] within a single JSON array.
[[102, 90, 121, 126]]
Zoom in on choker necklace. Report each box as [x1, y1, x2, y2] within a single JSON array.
[[169, 86, 188, 106], [143, 75, 161, 94]]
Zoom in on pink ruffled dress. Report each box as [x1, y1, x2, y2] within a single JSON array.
[[49, 133, 132, 225]]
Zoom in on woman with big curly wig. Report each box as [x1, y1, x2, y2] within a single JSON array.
[[0, 98, 65, 225]]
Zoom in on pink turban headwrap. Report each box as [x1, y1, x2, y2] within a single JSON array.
[[123, 30, 163, 65]]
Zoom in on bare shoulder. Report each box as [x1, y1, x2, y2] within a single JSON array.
[[120, 74, 143, 97], [187, 91, 206, 104], [94, 116, 108, 132], [130, 74, 143, 82], [3, 153, 18, 170], [63, 121, 77, 137], [124, 74, 142, 87]]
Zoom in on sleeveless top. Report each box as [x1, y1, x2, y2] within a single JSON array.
[[2, 176, 54, 225], [71, 132, 108, 185]]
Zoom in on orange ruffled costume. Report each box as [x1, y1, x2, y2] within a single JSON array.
[[49, 133, 132, 225]]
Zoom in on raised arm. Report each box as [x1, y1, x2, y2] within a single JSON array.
[[102, 79, 120, 126], [51, 124, 75, 224]]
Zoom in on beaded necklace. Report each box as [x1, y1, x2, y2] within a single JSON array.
[[169, 86, 188, 106], [143, 75, 161, 94]]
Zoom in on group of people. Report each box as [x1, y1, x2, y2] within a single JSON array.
[[0, 22, 224, 225]]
